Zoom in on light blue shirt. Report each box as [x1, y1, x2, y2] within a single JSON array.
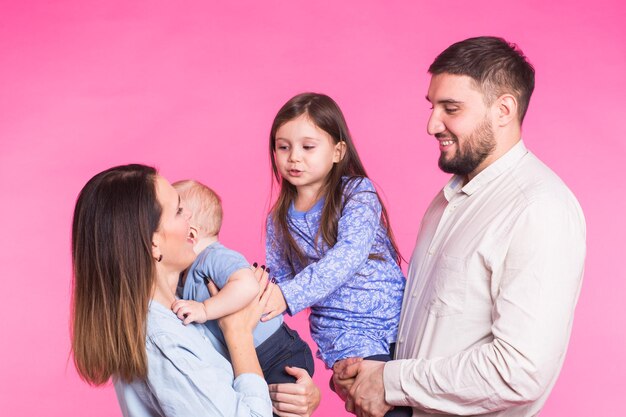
[[114, 301, 272, 417], [266, 176, 405, 367], [182, 241, 282, 347]]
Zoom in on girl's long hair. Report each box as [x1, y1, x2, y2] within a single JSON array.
[[71, 164, 161, 385], [269, 93, 401, 266]]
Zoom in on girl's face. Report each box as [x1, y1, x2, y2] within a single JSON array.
[[153, 175, 196, 273], [274, 114, 344, 197]]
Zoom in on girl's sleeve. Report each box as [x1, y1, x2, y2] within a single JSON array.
[[145, 332, 272, 417], [265, 214, 295, 283], [279, 179, 382, 315]]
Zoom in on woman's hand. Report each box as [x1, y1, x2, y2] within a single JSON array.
[[211, 267, 272, 336], [261, 282, 288, 322], [269, 367, 321, 417]]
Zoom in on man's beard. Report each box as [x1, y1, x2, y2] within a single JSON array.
[[438, 118, 496, 177]]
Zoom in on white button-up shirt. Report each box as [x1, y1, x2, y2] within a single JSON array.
[[384, 141, 586, 416]]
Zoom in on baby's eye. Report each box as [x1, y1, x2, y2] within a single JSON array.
[[176, 207, 184, 215]]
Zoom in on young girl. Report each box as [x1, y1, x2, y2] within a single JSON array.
[[263, 93, 410, 416]]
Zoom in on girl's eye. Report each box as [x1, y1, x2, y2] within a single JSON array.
[[276, 145, 289, 151], [303, 145, 315, 150]]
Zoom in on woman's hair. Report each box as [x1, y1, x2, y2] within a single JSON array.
[[268, 92, 401, 266], [71, 164, 161, 385]]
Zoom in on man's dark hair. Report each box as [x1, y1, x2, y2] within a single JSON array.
[[429, 36, 535, 123]]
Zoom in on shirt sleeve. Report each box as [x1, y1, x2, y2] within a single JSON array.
[[384, 197, 586, 414], [193, 247, 250, 289], [279, 179, 383, 315], [146, 332, 272, 417]]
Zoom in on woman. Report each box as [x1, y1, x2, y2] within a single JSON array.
[[71, 164, 319, 417]]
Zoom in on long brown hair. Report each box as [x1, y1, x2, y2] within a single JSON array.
[[71, 164, 161, 385], [268, 92, 401, 267]]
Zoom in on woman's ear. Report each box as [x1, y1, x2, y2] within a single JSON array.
[[151, 234, 162, 262], [334, 141, 347, 163]]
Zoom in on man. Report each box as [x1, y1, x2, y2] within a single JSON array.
[[333, 36, 586, 417]]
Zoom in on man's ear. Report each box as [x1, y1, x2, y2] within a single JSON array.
[[334, 141, 347, 163], [495, 94, 518, 127]]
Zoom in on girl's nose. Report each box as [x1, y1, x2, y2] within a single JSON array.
[[288, 148, 301, 162]]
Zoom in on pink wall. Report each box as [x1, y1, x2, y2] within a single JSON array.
[[1, 1, 624, 416]]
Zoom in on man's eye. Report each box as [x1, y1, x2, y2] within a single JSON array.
[[445, 108, 458, 114]]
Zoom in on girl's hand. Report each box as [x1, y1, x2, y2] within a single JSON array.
[[213, 269, 272, 336], [262, 283, 288, 322], [269, 366, 321, 417]]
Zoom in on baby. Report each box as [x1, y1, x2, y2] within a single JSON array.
[[171, 180, 314, 385]]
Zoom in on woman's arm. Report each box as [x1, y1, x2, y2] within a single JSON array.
[[141, 303, 272, 416], [216, 266, 272, 378]]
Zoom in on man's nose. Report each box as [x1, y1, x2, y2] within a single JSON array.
[[427, 111, 445, 136]]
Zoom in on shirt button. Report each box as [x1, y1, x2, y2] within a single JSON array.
[[412, 292, 417, 297]]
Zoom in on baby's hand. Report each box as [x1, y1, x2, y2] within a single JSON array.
[[171, 299, 209, 325]]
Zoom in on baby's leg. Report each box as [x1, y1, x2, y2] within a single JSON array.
[[256, 323, 314, 384]]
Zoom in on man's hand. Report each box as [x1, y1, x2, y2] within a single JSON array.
[[332, 357, 363, 403], [346, 360, 391, 417], [269, 366, 320, 417]]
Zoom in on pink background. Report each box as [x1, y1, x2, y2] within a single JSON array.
[[1, 1, 624, 416]]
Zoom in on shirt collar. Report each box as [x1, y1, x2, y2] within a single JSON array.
[[443, 140, 528, 200]]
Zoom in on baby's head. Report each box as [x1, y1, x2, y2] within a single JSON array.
[[172, 180, 222, 241]]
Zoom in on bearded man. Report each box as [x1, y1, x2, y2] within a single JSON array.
[[333, 36, 586, 417]]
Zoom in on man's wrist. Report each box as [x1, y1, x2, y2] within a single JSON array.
[[383, 359, 410, 407]]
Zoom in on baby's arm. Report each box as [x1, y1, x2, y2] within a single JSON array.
[[204, 268, 260, 319], [173, 268, 260, 325]]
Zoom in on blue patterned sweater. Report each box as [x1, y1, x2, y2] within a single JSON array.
[[266, 177, 405, 367]]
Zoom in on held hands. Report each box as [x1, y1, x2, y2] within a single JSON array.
[[171, 299, 210, 325], [333, 359, 391, 417], [269, 366, 321, 417], [332, 357, 363, 403]]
